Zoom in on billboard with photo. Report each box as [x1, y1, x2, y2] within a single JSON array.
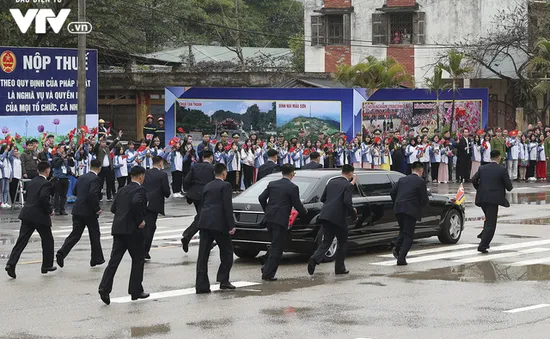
[[0, 46, 98, 147]]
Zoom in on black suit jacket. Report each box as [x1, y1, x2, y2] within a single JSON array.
[[472, 162, 513, 207], [19, 175, 53, 227], [302, 162, 323, 170], [72, 172, 101, 218], [257, 161, 281, 181], [183, 162, 215, 201], [258, 178, 307, 227], [318, 177, 357, 227], [198, 179, 235, 233], [110, 182, 148, 235], [143, 168, 171, 215], [456, 137, 471, 159], [390, 174, 429, 221]]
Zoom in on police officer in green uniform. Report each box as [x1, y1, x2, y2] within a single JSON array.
[[155, 117, 165, 147], [98, 119, 108, 140], [491, 127, 506, 165], [143, 115, 157, 143], [276, 133, 285, 148], [220, 131, 229, 147], [421, 127, 430, 136]]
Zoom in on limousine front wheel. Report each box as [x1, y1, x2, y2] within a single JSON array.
[[315, 227, 338, 262], [438, 209, 463, 244]]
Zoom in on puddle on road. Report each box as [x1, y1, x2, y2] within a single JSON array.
[[391, 262, 550, 283], [186, 318, 232, 330], [465, 214, 512, 222], [500, 217, 550, 225], [359, 281, 387, 286], [507, 192, 550, 205], [502, 234, 540, 239], [130, 323, 170, 337]]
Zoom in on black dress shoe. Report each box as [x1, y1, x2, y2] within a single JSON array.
[[307, 259, 316, 275], [477, 247, 489, 254], [56, 254, 64, 268], [99, 291, 110, 305], [181, 238, 189, 253], [5, 265, 16, 279], [392, 247, 400, 260], [262, 277, 277, 281], [477, 232, 483, 239], [396, 260, 408, 266], [196, 289, 211, 294], [144, 254, 151, 260], [131, 292, 150, 301], [41, 266, 57, 274], [220, 282, 236, 290], [335, 270, 349, 275], [60, 211, 68, 216], [90, 260, 105, 267]]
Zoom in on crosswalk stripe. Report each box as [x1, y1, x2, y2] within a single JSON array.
[[110, 281, 260, 303], [453, 248, 550, 264], [372, 239, 550, 266], [504, 304, 550, 313], [100, 229, 185, 241], [378, 244, 477, 258], [509, 257, 550, 266]]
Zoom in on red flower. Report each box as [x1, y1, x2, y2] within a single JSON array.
[[177, 127, 185, 133], [303, 149, 310, 156], [169, 137, 180, 146], [137, 145, 146, 152], [259, 141, 264, 147], [210, 139, 217, 144], [374, 137, 381, 144], [80, 126, 89, 134], [289, 147, 296, 153]]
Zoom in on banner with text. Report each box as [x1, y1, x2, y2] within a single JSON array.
[[0, 46, 98, 143]]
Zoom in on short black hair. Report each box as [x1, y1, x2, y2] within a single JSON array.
[[26, 140, 33, 146], [412, 161, 423, 170], [310, 151, 320, 160], [90, 159, 101, 169], [152, 156, 163, 165], [130, 165, 146, 177], [127, 141, 134, 146], [490, 150, 501, 159], [281, 164, 295, 176], [342, 164, 354, 174], [202, 150, 213, 159], [31, 139, 38, 143], [267, 149, 278, 158], [202, 131, 210, 136], [214, 163, 227, 176], [37, 161, 50, 173]]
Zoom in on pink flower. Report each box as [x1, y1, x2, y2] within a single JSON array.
[[53, 118, 60, 125], [1, 127, 8, 134]]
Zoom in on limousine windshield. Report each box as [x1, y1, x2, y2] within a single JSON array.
[[235, 176, 319, 200]]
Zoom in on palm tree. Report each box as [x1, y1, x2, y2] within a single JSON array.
[[529, 38, 550, 95], [424, 64, 452, 131], [440, 50, 472, 135], [334, 56, 415, 96]]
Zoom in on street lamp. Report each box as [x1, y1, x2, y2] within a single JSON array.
[[77, 0, 87, 128]]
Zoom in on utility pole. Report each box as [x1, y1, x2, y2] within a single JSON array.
[[77, 0, 87, 128]]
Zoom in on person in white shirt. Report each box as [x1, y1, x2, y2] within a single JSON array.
[[470, 134, 482, 178], [506, 130, 520, 180], [9, 147, 22, 207], [418, 136, 431, 181], [527, 134, 538, 180], [240, 139, 255, 189], [518, 134, 529, 181], [0, 144, 12, 208], [113, 147, 129, 189], [481, 134, 492, 165], [430, 136, 442, 183], [405, 138, 418, 174]]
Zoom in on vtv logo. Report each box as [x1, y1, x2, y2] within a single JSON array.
[[10, 9, 92, 34]]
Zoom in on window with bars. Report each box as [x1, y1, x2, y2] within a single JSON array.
[[327, 15, 344, 45], [389, 13, 413, 45], [372, 12, 425, 45], [311, 14, 351, 46]]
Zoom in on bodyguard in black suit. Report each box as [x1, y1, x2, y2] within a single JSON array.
[[302, 152, 323, 169], [256, 149, 281, 181], [308, 164, 357, 275], [56, 159, 105, 268], [390, 161, 430, 265], [472, 150, 513, 253], [5, 162, 56, 278], [455, 128, 472, 183], [143, 156, 171, 259], [98, 166, 149, 305], [196, 163, 236, 293], [258, 164, 308, 281], [181, 150, 215, 252]]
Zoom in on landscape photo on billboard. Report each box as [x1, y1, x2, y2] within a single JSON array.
[[175, 99, 342, 141]]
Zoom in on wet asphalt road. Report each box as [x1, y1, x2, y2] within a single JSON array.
[[1, 182, 550, 339]]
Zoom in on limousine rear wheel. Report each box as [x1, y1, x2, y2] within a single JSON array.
[[438, 209, 463, 244], [233, 248, 260, 259], [315, 227, 338, 262]]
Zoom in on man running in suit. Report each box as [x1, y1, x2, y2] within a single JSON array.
[[5, 161, 56, 278], [98, 166, 148, 305], [472, 150, 513, 253], [258, 164, 308, 281], [180, 150, 215, 252], [256, 149, 280, 181], [302, 152, 323, 169], [56, 159, 104, 268], [308, 164, 357, 275], [196, 163, 236, 293], [143, 156, 171, 260], [390, 161, 430, 265]]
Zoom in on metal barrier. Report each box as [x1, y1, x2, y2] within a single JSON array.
[[11, 179, 31, 210]]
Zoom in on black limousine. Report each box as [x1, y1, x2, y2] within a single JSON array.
[[231, 169, 465, 261]]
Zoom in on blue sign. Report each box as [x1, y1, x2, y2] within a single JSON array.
[[0, 47, 98, 139]]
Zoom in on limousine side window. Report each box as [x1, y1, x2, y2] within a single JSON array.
[[358, 174, 393, 196]]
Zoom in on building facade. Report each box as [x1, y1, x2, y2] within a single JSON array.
[[304, 0, 525, 85]]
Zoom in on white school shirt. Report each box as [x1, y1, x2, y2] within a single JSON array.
[[507, 137, 520, 160], [529, 142, 539, 161], [116, 155, 128, 177], [519, 143, 528, 161], [406, 145, 418, 163], [12, 157, 22, 179], [482, 142, 492, 163], [440, 147, 449, 164], [538, 145, 545, 161], [372, 146, 381, 166], [419, 144, 430, 163], [472, 144, 482, 162], [431, 144, 442, 162], [174, 152, 183, 171], [2, 157, 11, 179]]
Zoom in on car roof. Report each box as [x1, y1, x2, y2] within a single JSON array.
[[266, 169, 403, 179]]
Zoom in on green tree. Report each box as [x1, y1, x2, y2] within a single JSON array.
[[246, 104, 261, 130], [529, 38, 550, 95], [440, 50, 472, 135], [334, 56, 415, 96], [424, 64, 452, 130], [289, 34, 305, 72]]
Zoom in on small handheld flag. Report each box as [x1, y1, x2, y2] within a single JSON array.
[[455, 183, 465, 205]]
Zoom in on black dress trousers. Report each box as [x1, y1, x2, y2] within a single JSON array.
[[57, 215, 104, 265], [7, 221, 54, 269], [195, 229, 234, 292]]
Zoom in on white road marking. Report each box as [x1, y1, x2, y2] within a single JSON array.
[[453, 248, 550, 264], [372, 239, 550, 266], [378, 244, 477, 258], [110, 281, 260, 303], [504, 304, 550, 314], [100, 229, 185, 241], [509, 257, 550, 266]]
